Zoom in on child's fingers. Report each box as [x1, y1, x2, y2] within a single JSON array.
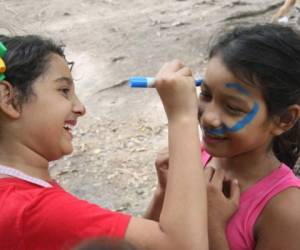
[[210, 168, 225, 190], [155, 148, 169, 170], [156, 147, 169, 158], [156, 160, 169, 171], [204, 166, 214, 184], [176, 66, 192, 77], [157, 59, 184, 77], [230, 179, 240, 206], [169, 59, 185, 71]]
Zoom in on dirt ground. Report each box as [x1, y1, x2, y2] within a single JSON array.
[[1, 0, 298, 215]]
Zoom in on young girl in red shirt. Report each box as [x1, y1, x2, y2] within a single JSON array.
[[0, 35, 208, 250]]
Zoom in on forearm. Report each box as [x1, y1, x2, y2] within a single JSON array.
[[160, 117, 208, 249], [143, 188, 164, 221]]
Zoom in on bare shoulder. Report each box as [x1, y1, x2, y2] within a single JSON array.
[[265, 186, 300, 212], [258, 187, 300, 225], [255, 187, 300, 250]]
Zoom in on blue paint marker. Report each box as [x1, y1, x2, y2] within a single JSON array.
[[129, 76, 203, 88]]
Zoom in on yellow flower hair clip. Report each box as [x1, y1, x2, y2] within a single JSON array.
[[0, 42, 8, 81]]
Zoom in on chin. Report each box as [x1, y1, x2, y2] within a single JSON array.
[[203, 144, 231, 158], [52, 147, 73, 161], [62, 146, 73, 156]]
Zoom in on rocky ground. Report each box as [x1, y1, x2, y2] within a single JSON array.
[[1, 0, 298, 215]]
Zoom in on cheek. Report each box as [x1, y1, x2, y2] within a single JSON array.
[[224, 102, 260, 132], [228, 111, 268, 142]]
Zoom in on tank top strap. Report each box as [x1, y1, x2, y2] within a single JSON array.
[[201, 147, 212, 167]]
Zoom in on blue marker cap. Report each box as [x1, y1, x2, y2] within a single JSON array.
[[129, 76, 202, 88], [195, 78, 203, 86], [128, 76, 155, 88]]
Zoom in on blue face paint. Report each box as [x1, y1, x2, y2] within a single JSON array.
[[207, 83, 259, 136], [207, 102, 259, 136], [225, 83, 251, 96]]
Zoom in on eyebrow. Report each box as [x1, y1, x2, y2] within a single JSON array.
[[54, 76, 74, 85], [201, 81, 249, 104]]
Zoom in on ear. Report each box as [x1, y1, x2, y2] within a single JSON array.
[[0, 81, 21, 119], [271, 104, 300, 136]]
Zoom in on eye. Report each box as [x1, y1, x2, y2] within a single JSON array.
[[226, 105, 246, 115], [60, 88, 70, 97], [199, 90, 212, 101]]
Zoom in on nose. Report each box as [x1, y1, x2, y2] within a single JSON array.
[[73, 95, 86, 117], [199, 103, 222, 129]]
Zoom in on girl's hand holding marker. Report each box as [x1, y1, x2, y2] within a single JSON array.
[[153, 60, 200, 120], [128, 60, 202, 123]]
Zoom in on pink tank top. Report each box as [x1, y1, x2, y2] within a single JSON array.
[[202, 150, 300, 250]]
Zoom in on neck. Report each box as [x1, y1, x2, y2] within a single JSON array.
[[0, 141, 51, 181], [216, 145, 281, 191]]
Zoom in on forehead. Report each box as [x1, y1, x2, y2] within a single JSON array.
[[204, 56, 262, 99], [30, 53, 73, 92], [44, 53, 71, 77]]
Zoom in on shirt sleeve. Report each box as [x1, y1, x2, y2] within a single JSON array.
[[21, 185, 131, 249]]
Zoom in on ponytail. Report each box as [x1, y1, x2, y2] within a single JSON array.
[[273, 120, 300, 170]]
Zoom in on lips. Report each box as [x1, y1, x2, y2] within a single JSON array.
[[202, 131, 227, 144], [63, 120, 77, 138], [63, 123, 74, 131], [205, 132, 226, 139], [203, 135, 227, 145]]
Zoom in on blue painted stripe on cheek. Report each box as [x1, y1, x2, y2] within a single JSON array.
[[226, 102, 259, 132], [206, 102, 259, 135]]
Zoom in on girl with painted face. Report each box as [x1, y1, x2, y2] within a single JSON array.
[[0, 36, 208, 250], [200, 23, 300, 250], [156, 24, 300, 250]]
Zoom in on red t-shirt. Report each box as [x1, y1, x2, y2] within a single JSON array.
[[0, 178, 131, 250]]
